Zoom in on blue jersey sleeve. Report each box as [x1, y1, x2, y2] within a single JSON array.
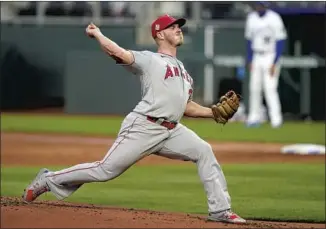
[[273, 39, 285, 64], [246, 39, 253, 63]]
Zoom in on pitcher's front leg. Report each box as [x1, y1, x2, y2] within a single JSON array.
[[157, 126, 231, 213], [156, 124, 245, 224], [195, 142, 231, 213]]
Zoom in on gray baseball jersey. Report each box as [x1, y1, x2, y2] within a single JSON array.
[[45, 50, 232, 214], [127, 51, 194, 122]]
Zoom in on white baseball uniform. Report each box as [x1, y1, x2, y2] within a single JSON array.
[[245, 9, 287, 127], [44, 51, 232, 214]]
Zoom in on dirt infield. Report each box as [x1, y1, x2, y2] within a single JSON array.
[[1, 132, 325, 228]]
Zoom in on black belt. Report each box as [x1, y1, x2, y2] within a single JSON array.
[[146, 116, 177, 130]]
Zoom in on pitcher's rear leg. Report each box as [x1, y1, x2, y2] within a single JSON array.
[[22, 168, 50, 203], [22, 115, 169, 202]]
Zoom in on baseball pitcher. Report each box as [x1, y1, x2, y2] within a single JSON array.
[[245, 2, 287, 128], [22, 14, 245, 224]]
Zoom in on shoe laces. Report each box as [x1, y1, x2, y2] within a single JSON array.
[[32, 174, 50, 194], [33, 185, 49, 198]]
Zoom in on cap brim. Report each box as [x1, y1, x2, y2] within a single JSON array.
[[166, 18, 186, 29]]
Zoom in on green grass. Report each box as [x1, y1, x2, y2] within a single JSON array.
[[1, 114, 325, 144], [1, 164, 325, 223]]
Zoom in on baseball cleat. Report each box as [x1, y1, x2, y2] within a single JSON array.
[[22, 168, 50, 203], [207, 210, 246, 224], [271, 123, 283, 128]]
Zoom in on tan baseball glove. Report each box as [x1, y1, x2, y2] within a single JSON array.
[[211, 90, 241, 125]]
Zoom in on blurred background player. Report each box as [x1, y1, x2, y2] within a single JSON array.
[[245, 1, 287, 128]]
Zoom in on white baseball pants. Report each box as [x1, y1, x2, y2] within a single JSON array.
[[45, 112, 231, 214], [247, 52, 283, 127]]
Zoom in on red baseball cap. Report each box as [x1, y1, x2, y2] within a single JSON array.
[[151, 14, 186, 39]]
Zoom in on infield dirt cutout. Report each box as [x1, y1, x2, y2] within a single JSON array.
[[1, 132, 325, 228]]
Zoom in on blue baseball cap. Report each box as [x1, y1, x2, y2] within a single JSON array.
[[255, 1, 270, 7]]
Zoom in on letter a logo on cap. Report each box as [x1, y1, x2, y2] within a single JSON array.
[[155, 24, 160, 30]]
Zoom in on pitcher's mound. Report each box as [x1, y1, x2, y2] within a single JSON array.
[[1, 197, 324, 228]]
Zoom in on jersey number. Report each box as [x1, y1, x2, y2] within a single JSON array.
[[264, 36, 271, 44]]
